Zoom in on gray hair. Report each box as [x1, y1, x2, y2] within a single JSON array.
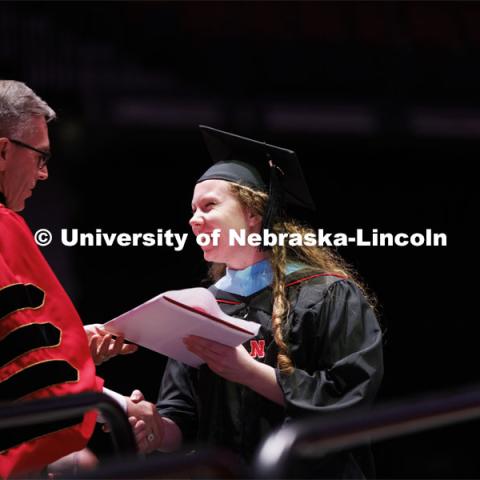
[[0, 80, 56, 138]]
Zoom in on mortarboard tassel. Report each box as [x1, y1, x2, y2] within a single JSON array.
[[260, 154, 285, 251]]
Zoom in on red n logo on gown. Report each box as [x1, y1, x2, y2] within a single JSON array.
[[249, 339, 265, 359]]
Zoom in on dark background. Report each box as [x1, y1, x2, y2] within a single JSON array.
[[2, 1, 476, 477]]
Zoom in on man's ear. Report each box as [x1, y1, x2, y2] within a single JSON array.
[[0, 137, 9, 171]]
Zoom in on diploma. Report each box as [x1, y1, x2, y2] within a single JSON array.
[[104, 287, 260, 367]]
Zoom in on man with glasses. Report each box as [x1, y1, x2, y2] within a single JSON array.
[[9, 138, 50, 167], [0, 80, 145, 478]]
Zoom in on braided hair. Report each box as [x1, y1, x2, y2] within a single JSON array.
[[208, 183, 376, 375]]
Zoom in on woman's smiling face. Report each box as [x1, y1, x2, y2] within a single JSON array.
[[189, 179, 265, 269]]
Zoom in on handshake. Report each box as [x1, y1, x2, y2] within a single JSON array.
[[84, 325, 182, 453], [125, 390, 181, 454]]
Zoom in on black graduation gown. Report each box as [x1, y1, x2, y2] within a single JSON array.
[[157, 268, 384, 478]]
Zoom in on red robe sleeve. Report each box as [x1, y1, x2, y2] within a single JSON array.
[[0, 205, 104, 479]]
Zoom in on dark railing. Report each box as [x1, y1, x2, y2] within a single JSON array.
[[82, 448, 243, 479], [0, 392, 136, 457], [4, 386, 480, 478], [253, 384, 480, 478]]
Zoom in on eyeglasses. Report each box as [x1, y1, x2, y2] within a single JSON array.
[[9, 138, 51, 169]]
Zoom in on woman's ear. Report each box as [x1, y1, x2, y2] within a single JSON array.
[[247, 210, 262, 230]]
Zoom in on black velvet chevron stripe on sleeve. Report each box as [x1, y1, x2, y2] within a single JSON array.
[[0, 283, 45, 320], [0, 361, 78, 402], [0, 323, 61, 368]]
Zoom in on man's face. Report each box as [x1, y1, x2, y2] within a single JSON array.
[[0, 116, 50, 212]]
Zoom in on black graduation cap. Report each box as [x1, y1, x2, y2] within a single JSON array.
[[197, 125, 316, 239]]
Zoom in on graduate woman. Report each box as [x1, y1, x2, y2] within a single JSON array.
[[130, 126, 384, 478]]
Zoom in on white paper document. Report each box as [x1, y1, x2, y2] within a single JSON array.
[[104, 287, 260, 367]]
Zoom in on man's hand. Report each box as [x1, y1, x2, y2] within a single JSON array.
[[84, 324, 138, 365]]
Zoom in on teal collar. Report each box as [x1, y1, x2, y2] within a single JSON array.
[[215, 258, 303, 296]]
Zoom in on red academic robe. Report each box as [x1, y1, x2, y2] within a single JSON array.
[[0, 204, 103, 478]]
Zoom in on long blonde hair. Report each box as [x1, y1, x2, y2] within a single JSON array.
[[209, 183, 376, 375]]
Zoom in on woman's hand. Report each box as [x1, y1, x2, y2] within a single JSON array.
[[184, 335, 285, 406], [183, 335, 258, 385], [84, 324, 138, 365]]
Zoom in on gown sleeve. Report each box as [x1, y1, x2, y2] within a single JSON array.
[[275, 279, 383, 418], [0, 207, 102, 478], [156, 358, 198, 444]]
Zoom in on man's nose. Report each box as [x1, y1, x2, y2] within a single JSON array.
[[37, 166, 48, 181]]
